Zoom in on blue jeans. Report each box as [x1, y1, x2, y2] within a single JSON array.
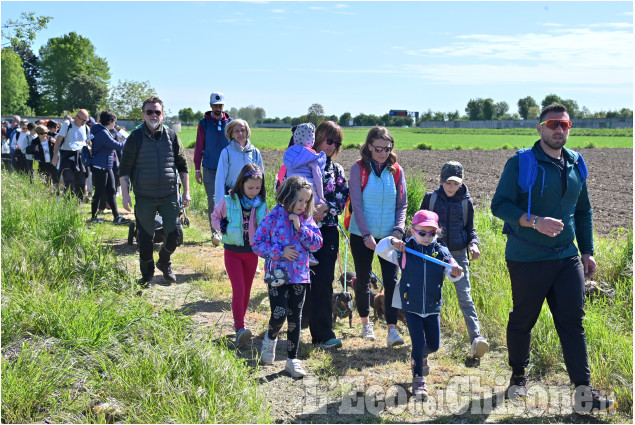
[[405, 312, 440, 376], [450, 249, 481, 342]]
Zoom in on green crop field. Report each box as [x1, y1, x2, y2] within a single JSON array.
[[177, 125, 633, 150]]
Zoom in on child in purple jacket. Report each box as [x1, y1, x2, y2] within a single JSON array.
[[252, 176, 323, 378]]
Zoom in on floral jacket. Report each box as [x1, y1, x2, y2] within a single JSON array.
[[252, 204, 323, 284], [321, 157, 349, 227]]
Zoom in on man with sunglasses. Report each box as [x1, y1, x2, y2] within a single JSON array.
[[51, 109, 91, 198], [491, 104, 615, 413], [119, 96, 191, 286], [193, 92, 234, 245]]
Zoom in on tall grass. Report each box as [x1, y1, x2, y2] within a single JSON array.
[[1, 171, 271, 423]]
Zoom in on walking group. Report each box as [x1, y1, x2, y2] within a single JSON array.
[[2, 95, 614, 414]]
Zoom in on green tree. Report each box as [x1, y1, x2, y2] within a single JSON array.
[[307, 103, 325, 126], [446, 110, 462, 121], [482, 98, 496, 120], [1, 48, 33, 115], [465, 98, 482, 120], [517, 96, 538, 120], [1, 12, 52, 48], [194, 110, 204, 122], [178, 108, 195, 124], [66, 74, 108, 117], [339, 112, 352, 127], [495, 101, 509, 119], [561, 99, 580, 119], [107, 80, 156, 120], [541, 94, 565, 109], [39, 32, 110, 114], [12, 44, 42, 114], [237, 105, 266, 125]]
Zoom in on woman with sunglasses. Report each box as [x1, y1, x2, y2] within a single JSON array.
[[347, 126, 407, 346], [302, 121, 349, 349]]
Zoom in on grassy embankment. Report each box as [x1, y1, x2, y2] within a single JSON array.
[[0, 171, 271, 423], [178, 126, 633, 150]]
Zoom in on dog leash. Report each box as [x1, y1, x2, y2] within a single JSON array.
[[404, 247, 453, 269], [336, 222, 350, 292]]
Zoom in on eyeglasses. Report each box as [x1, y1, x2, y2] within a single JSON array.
[[325, 138, 342, 148], [415, 230, 436, 238], [540, 119, 572, 131], [76, 116, 88, 122], [370, 144, 393, 153], [145, 110, 162, 116]]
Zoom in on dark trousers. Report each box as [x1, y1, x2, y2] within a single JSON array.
[[350, 233, 399, 324], [405, 312, 441, 376], [134, 195, 181, 278], [59, 151, 86, 199], [267, 283, 307, 359], [506, 256, 590, 385], [303, 225, 338, 344], [91, 167, 118, 219]]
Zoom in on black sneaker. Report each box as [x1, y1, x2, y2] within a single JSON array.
[[156, 262, 176, 283], [137, 275, 153, 287], [90, 217, 104, 224], [113, 216, 131, 225], [574, 385, 616, 413], [506, 375, 528, 400]]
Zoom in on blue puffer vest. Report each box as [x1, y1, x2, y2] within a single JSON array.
[[349, 168, 397, 238], [201, 117, 233, 170], [430, 186, 470, 251], [398, 238, 452, 316], [131, 127, 178, 199], [223, 194, 267, 246]]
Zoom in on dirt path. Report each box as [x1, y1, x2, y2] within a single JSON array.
[[107, 234, 624, 424]]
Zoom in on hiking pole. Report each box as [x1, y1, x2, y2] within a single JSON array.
[[404, 247, 454, 269]]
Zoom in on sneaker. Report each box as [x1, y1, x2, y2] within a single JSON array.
[[156, 262, 176, 283], [421, 356, 431, 376], [137, 275, 153, 287], [285, 358, 307, 378], [361, 322, 376, 341], [113, 216, 131, 225], [255, 266, 262, 275], [412, 375, 428, 398], [319, 338, 342, 349], [471, 336, 489, 359], [506, 375, 528, 400], [212, 229, 222, 247], [387, 328, 405, 347], [235, 328, 252, 348], [260, 332, 277, 365], [309, 253, 319, 266], [573, 385, 617, 413], [90, 217, 104, 224]]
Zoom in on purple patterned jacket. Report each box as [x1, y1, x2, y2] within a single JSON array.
[[252, 204, 323, 284]]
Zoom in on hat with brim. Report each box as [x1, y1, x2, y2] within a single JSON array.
[[412, 210, 440, 230], [210, 92, 225, 105]]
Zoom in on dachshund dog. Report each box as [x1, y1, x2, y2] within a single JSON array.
[[339, 271, 379, 291], [332, 291, 354, 328], [370, 288, 406, 325]]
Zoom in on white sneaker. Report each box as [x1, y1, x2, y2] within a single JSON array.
[[471, 336, 489, 359], [361, 322, 376, 341], [309, 253, 319, 266], [212, 229, 222, 247], [235, 328, 252, 348], [387, 328, 405, 347], [260, 332, 277, 364], [285, 358, 307, 378]]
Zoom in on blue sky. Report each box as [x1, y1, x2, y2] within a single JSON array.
[[1, 1, 633, 119]]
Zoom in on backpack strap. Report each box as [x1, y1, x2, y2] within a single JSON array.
[[426, 191, 467, 226], [428, 191, 437, 212]]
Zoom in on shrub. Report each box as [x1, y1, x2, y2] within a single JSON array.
[[416, 143, 433, 150]]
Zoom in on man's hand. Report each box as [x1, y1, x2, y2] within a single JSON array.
[[122, 193, 132, 212], [51, 153, 59, 167], [469, 243, 481, 260], [581, 254, 597, 279], [182, 190, 191, 208], [195, 171, 202, 184]]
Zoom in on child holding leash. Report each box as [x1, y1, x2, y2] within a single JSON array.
[[252, 176, 323, 378], [375, 210, 463, 398], [211, 164, 268, 348]]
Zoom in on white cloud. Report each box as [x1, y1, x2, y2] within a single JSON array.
[[272, 9, 286, 14], [335, 3, 349, 8], [309, 6, 323, 10]]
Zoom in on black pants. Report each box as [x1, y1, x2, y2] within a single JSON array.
[[91, 167, 118, 219], [303, 225, 338, 344], [267, 283, 307, 359], [59, 151, 86, 199], [506, 256, 590, 385], [350, 233, 399, 324]]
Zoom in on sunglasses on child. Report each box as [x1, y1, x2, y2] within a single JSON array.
[[370, 144, 393, 153], [415, 230, 436, 238], [145, 109, 162, 116], [540, 119, 572, 131], [325, 138, 342, 148]]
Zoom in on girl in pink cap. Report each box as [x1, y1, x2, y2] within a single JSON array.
[[375, 209, 463, 399]]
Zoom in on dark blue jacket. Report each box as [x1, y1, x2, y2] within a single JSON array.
[[397, 238, 454, 316], [90, 124, 124, 170]]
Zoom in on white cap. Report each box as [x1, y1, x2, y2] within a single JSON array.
[[210, 92, 225, 105]]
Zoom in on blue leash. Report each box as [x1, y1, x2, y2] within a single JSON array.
[[404, 247, 453, 269]]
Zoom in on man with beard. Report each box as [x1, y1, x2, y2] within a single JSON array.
[[193, 91, 233, 246], [119, 96, 191, 286], [491, 103, 615, 413]]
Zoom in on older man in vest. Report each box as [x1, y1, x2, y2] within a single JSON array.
[[119, 96, 191, 286]]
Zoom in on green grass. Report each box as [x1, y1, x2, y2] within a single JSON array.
[[1, 170, 271, 424], [177, 125, 634, 150]]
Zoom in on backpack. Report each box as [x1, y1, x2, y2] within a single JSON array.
[[516, 147, 588, 220], [274, 164, 288, 193], [343, 160, 402, 230], [81, 145, 101, 167], [423, 191, 468, 227], [60, 122, 90, 149]]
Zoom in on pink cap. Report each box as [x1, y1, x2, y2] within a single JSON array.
[[412, 210, 439, 230]]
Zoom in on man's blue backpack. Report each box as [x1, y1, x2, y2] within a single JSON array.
[[516, 147, 588, 221]]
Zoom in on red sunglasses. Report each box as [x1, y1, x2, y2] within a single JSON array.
[[540, 119, 572, 131]]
